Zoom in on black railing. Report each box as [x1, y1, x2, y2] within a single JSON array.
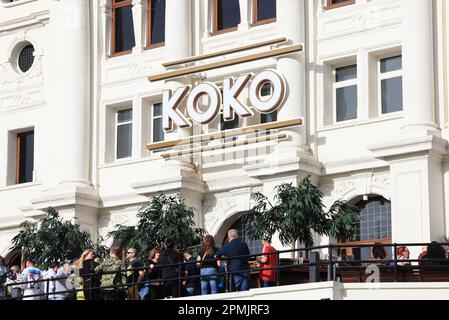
[[2, 242, 449, 300]]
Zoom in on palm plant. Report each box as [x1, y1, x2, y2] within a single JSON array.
[[108, 193, 205, 258], [10, 207, 99, 269], [244, 176, 360, 259]]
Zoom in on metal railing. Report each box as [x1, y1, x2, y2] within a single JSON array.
[[2, 242, 449, 300]]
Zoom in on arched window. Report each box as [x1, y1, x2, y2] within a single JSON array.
[[223, 218, 263, 255], [111, 0, 135, 56], [213, 0, 241, 35], [340, 196, 392, 261], [147, 0, 165, 48]]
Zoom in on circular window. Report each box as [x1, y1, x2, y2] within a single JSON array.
[[17, 44, 35, 73]]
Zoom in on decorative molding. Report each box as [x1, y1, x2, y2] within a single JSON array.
[[321, 171, 391, 208], [0, 10, 50, 33], [317, 0, 402, 41]]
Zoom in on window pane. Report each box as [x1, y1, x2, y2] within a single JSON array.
[[18, 132, 34, 184], [336, 65, 357, 82], [153, 118, 164, 143], [356, 198, 391, 242], [231, 218, 263, 255], [114, 5, 135, 53], [261, 111, 277, 124], [153, 103, 163, 117], [118, 109, 132, 123], [221, 114, 239, 131], [381, 55, 402, 73], [336, 85, 357, 122], [217, 0, 241, 31], [381, 77, 403, 114], [331, 0, 352, 4], [117, 123, 132, 159], [257, 0, 276, 21], [18, 45, 35, 73], [150, 0, 165, 44], [261, 82, 272, 97]]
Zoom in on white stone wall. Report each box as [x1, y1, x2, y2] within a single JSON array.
[[1, 0, 449, 259], [177, 281, 449, 300]]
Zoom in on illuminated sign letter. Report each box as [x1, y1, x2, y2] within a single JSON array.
[[187, 83, 221, 125], [223, 74, 253, 121], [163, 86, 191, 131], [249, 70, 286, 114]]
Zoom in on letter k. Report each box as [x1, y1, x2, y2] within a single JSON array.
[[163, 86, 191, 131]]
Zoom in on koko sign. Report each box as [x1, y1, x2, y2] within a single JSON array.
[[162, 70, 287, 131]]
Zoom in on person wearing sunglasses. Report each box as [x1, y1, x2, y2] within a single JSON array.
[[125, 248, 145, 300]]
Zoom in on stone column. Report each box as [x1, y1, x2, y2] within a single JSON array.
[[238, 0, 250, 31], [402, 0, 438, 136], [161, 0, 203, 227], [164, 0, 194, 172], [132, 0, 147, 53], [275, 0, 308, 156], [166, 0, 192, 61], [31, 0, 99, 241], [57, 0, 91, 186], [100, 0, 112, 58]]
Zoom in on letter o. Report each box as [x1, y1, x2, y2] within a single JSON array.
[[249, 70, 286, 113], [187, 83, 221, 124]]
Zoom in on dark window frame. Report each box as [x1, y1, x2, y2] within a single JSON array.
[[146, 0, 166, 49], [252, 0, 276, 26], [212, 0, 240, 36], [16, 130, 34, 185], [326, 0, 355, 10], [111, 0, 135, 57]]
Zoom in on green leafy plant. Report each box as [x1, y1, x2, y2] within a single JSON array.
[[244, 176, 360, 259], [10, 207, 101, 269], [108, 193, 205, 258]]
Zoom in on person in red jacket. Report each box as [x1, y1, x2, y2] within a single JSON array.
[[256, 237, 279, 288]]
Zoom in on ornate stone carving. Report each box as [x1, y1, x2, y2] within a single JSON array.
[[204, 197, 237, 233], [0, 55, 43, 87], [351, 2, 381, 29], [127, 61, 153, 76]]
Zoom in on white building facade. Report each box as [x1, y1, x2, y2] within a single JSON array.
[[1, 0, 448, 263]]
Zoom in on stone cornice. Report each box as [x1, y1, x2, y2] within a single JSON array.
[[0, 10, 49, 33], [368, 135, 449, 162], [131, 171, 205, 196]]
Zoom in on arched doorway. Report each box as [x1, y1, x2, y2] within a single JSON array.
[[221, 216, 263, 255], [339, 195, 392, 261]]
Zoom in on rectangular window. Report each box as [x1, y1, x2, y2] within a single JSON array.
[[147, 0, 165, 48], [253, 0, 276, 25], [152, 103, 164, 143], [112, 0, 135, 56], [380, 55, 403, 114], [260, 83, 277, 124], [335, 65, 358, 122], [214, 0, 241, 34], [116, 109, 133, 159], [327, 0, 355, 9], [16, 131, 34, 184], [221, 114, 239, 131]]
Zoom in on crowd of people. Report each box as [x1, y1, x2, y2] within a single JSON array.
[[0, 229, 279, 300], [2, 236, 449, 301], [337, 241, 449, 267]]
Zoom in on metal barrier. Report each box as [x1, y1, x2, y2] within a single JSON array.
[[2, 242, 448, 300]]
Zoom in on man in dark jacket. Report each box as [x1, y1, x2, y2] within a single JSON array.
[[159, 239, 184, 298], [215, 229, 250, 292]]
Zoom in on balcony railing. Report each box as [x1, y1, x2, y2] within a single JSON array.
[[2, 242, 449, 300]]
